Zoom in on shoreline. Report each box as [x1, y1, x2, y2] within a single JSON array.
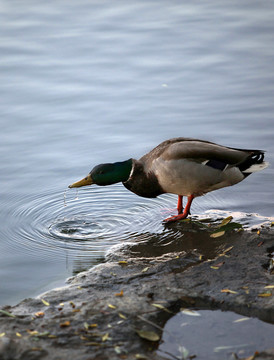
[[0, 225, 273, 359]]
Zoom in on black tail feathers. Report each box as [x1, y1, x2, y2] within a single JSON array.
[[239, 151, 266, 177]]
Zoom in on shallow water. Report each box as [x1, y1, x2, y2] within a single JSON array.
[[1, 1, 274, 307], [158, 309, 274, 359]]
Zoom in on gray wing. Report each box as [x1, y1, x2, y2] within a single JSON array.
[[161, 139, 254, 164]]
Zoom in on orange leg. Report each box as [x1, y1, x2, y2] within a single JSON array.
[[164, 195, 194, 223], [177, 195, 183, 214]]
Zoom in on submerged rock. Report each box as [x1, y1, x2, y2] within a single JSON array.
[[0, 225, 273, 360]]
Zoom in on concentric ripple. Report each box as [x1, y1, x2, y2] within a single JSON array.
[[2, 184, 176, 266], [3, 183, 273, 271]]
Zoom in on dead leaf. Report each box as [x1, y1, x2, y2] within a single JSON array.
[[234, 317, 250, 323], [41, 299, 50, 306], [102, 332, 109, 342], [108, 304, 116, 309], [0, 333, 5, 338], [16, 332, 22, 337], [180, 218, 191, 222], [219, 216, 233, 227], [119, 313, 127, 320], [222, 246, 234, 254], [60, 321, 70, 327], [151, 303, 172, 313], [258, 292, 272, 297], [83, 322, 97, 330], [141, 267, 149, 273], [115, 290, 124, 297], [114, 346, 122, 354], [135, 354, 149, 360], [210, 266, 220, 270], [0, 309, 16, 318], [264, 285, 274, 289], [136, 329, 160, 342], [214, 345, 252, 353], [69, 301, 75, 308], [35, 331, 49, 337], [221, 289, 238, 294], [118, 261, 128, 265], [83, 342, 102, 347], [210, 230, 225, 238], [89, 323, 98, 328], [180, 308, 201, 317], [27, 330, 39, 336], [34, 311, 45, 318], [217, 222, 243, 234]]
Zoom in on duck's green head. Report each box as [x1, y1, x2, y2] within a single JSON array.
[[69, 159, 132, 188]]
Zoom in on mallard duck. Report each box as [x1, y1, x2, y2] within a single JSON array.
[[69, 138, 268, 223]]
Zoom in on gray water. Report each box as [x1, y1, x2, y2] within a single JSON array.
[[1, 1, 274, 308], [158, 309, 274, 359]]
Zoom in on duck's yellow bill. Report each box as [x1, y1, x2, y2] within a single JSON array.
[[68, 174, 93, 188]]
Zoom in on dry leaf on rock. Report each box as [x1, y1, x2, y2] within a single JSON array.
[[136, 329, 160, 342]]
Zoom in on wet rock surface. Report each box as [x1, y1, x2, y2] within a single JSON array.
[[0, 224, 273, 360]]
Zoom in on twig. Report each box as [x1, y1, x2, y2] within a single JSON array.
[[137, 315, 164, 332]]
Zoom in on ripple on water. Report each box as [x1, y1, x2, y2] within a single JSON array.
[[3, 184, 173, 263], [3, 184, 273, 266]]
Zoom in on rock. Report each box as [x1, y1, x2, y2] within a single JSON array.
[[0, 224, 273, 360]]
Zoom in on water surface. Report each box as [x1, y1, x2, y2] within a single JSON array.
[[158, 309, 274, 359], [1, 1, 274, 307]]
